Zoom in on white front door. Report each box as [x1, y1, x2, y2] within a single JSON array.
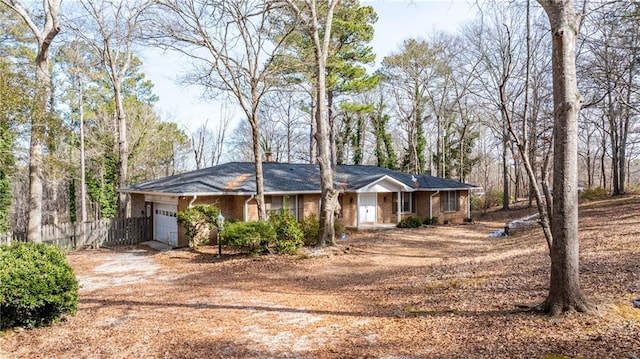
[[358, 193, 377, 224], [154, 203, 178, 246]]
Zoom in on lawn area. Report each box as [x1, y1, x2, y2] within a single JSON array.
[[1, 196, 639, 358]]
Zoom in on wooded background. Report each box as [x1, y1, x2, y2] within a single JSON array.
[[1, 0, 638, 234]]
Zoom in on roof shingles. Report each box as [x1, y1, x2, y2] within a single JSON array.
[[122, 162, 475, 195]]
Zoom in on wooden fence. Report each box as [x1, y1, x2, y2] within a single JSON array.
[[0, 217, 150, 250]]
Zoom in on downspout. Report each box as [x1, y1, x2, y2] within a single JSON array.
[[244, 194, 256, 222], [356, 193, 360, 228], [188, 195, 198, 208], [466, 191, 471, 221], [396, 191, 401, 224], [430, 191, 440, 221]]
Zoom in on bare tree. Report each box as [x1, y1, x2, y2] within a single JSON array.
[[191, 120, 208, 170], [284, 0, 340, 246], [462, 8, 522, 209], [262, 90, 309, 163], [580, 1, 640, 195], [536, 0, 592, 315], [379, 38, 434, 174], [209, 104, 232, 166], [152, 0, 296, 220], [191, 112, 230, 169], [70, 0, 151, 218], [1, 0, 61, 242], [58, 41, 96, 223]]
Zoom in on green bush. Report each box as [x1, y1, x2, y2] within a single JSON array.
[[269, 209, 304, 254], [299, 216, 346, 246], [470, 195, 481, 211], [397, 215, 423, 228], [334, 220, 346, 238], [0, 242, 78, 329], [423, 217, 438, 225], [177, 204, 220, 247], [579, 187, 608, 201], [485, 190, 504, 208], [222, 221, 276, 254], [300, 215, 320, 246]]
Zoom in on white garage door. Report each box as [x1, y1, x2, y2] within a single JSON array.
[[154, 203, 178, 247]]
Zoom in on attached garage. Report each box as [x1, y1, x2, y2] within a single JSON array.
[[153, 202, 178, 247]]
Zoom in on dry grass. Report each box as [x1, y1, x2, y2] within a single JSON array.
[[1, 196, 639, 358]]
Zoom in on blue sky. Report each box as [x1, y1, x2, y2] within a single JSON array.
[[141, 0, 478, 133]]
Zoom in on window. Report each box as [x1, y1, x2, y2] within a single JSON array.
[[266, 195, 297, 218], [441, 191, 458, 212], [392, 192, 413, 214]]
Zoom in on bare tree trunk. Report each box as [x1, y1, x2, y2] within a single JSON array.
[[537, 0, 592, 315], [600, 118, 607, 189], [2, 0, 62, 242], [192, 121, 207, 169], [250, 114, 266, 221], [328, 90, 337, 166], [309, 93, 317, 164], [114, 79, 129, 218], [501, 121, 510, 210], [27, 82, 44, 241], [301, 0, 340, 246], [79, 81, 88, 222], [74, 0, 147, 219]]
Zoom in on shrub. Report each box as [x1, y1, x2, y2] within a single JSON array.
[[299, 216, 347, 246], [579, 187, 608, 201], [177, 205, 220, 247], [300, 215, 320, 246], [423, 217, 438, 225], [397, 215, 423, 228], [479, 190, 504, 209], [269, 209, 304, 254], [334, 220, 346, 237], [470, 195, 481, 211], [0, 242, 78, 329], [222, 221, 276, 254]]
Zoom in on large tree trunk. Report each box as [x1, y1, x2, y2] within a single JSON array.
[[114, 79, 129, 218], [250, 114, 266, 221], [27, 73, 45, 242], [307, 0, 339, 247], [537, 0, 591, 316], [28, 59, 50, 241], [501, 121, 510, 210], [328, 90, 337, 166], [315, 48, 337, 247], [79, 82, 88, 222], [309, 93, 317, 164], [9, 0, 63, 242]]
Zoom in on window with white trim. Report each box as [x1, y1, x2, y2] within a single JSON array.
[[392, 192, 413, 214], [266, 195, 296, 217], [441, 191, 458, 212]]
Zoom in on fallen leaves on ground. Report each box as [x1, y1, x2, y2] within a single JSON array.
[[1, 196, 639, 358]]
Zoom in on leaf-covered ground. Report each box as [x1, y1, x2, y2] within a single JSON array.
[[1, 195, 639, 358]]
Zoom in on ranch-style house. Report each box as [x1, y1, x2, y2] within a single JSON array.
[[120, 161, 476, 247]]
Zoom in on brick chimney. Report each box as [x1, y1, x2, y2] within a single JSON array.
[[265, 151, 273, 162]]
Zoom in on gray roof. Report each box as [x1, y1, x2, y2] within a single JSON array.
[[121, 162, 476, 195]]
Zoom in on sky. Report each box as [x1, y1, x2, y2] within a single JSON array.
[[141, 0, 478, 134]]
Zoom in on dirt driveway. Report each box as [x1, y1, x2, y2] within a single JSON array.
[[1, 197, 639, 358]]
